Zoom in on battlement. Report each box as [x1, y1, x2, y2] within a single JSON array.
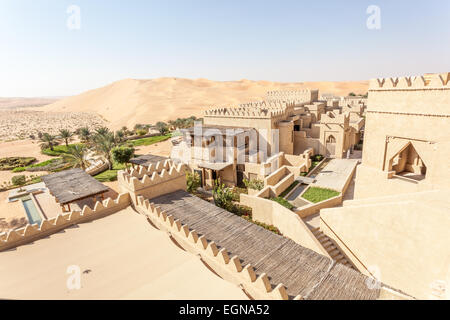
[[0, 193, 131, 252], [266, 89, 319, 103], [369, 73, 450, 91], [126, 159, 174, 179], [204, 101, 293, 119], [119, 163, 186, 192]]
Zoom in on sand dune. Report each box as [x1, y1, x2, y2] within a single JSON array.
[[41, 78, 369, 130]]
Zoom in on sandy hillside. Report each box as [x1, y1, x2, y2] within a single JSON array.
[[41, 78, 369, 130]]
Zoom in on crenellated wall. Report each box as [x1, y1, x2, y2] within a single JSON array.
[[126, 159, 174, 179], [134, 195, 291, 300], [118, 163, 187, 203], [0, 193, 131, 252]]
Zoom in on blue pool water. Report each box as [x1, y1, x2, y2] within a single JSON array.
[[21, 197, 43, 225]]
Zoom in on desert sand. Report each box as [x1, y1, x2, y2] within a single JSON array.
[[0, 97, 59, 109], [41, 77, 369, 130], [0, 207, 249, 300], [0, 110, 106, 141]]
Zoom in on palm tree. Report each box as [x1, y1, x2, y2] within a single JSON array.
[[62, 145, 89, 170], [115, 130, 125, 143], [59, 129, 73, 147], [93, 132, 116, 169], [39, 133, 58, 151], [95, 126, 111, 136], [79, 127, 91, 142]]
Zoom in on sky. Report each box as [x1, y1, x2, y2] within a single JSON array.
[[0, 0, 449, 97]]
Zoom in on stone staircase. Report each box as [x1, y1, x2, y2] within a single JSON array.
[[310, 226, 354, 269]]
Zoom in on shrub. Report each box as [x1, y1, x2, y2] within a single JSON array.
[[212, 180, 235, 211], [271, 197, 294, 210], [186, 171, 201, 193], [311, 154, 324, 162], [112, 146, 135, 165], [243, 178, 264, 191], [155, 121, 169, 135], [136, 128, 148, 136], [12, 175, 26, 186], [0, 157, 36, 170]]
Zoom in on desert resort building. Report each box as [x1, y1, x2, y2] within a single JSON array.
[[0, 72, 448, 300]]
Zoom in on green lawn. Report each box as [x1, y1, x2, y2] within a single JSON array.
[[93, 162, 126, 182], [42, 143, 85, 156], [301, 187, 340, 203], [271, 197, 294, 210], [12, 158, 63, 172], [129, 134, 171, 147]]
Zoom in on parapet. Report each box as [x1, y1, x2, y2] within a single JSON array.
[[0, 193, 131, 252], [119, 163, 186, 192], [126, 159, 174, 179], [267, 89, 319, 104], [135, 195, 290, 300], [203, 101, 293, 119], [369, 73, 450, 91]]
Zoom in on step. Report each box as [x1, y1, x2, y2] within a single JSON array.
[[329, 249, 341, 258], [316, 233, 327, 241], [322, 240, 334, 249]]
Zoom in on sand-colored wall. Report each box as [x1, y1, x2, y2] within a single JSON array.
[[355, 74, 450, 198], [0, 193, 131, 252], [320, 190, 450, 299], [118, 163, 187, 203]]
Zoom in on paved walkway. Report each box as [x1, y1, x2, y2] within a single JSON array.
[[312, 159, 358, 192]]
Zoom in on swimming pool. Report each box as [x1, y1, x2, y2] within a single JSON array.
[[21, 196, 43, 225]]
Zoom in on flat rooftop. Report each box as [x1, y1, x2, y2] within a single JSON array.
[[41, 168, 109, 205], [129, 154, 169, 167], [0, 207, 248, 300], [149, 190, 381, 300], [185, 125, 254, 136]]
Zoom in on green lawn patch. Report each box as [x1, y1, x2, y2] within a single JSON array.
[[93, 162, 126, 182], [129, 134, 171, 147], [271, 197, 294, 210], [302, 187, 340, 203], [42, 144, 85, 156]]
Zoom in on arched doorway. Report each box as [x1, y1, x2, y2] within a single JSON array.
[[388, 142, 427, 181], [326, 135, 336, 157]]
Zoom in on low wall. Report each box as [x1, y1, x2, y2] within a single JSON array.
[[240, 194, 330, 258], [294, 194, 343, 218], [0, 193, 131, 252], [135, 195, 291, 300]]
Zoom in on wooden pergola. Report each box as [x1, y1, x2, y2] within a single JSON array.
[[41, 168, 110, 212]]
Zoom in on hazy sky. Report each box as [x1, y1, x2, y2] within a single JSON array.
[[0, 0, 449, 97]]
